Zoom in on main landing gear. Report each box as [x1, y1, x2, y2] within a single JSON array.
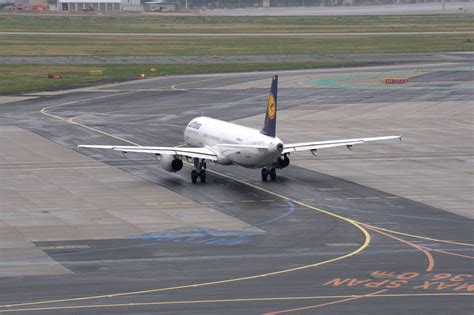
[[191, 158, 207, 184], [261, 167, 277, 182]]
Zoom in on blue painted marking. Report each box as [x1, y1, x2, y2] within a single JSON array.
[[132, 227, 265, 246], [130, 201, 296, 246], [249, 201, 295, 228], [49, 201, 296, 257]]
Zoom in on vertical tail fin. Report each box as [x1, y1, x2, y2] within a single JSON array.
[[261, 75, 278, 138]]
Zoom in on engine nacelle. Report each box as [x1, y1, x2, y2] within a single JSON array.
[[272, 154, 290, 169], [160, 154, 183, 172]]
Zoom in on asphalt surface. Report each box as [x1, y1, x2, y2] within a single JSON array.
[[0, 66, 473, 314], [203, 3, 473, 16]]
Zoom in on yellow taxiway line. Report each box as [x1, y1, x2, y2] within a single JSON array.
[[361, 223, 473, 247], [0, 88, 371, 310], [2, 293, 473, 313], [3, 84, 471, 311]]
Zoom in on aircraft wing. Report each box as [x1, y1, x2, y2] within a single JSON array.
[[215, 143, 268, 149], [78, 145, 219, 161], [283, 135, 401, 154]]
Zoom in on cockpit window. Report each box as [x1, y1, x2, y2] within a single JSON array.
[[188, 121, 202, 130]]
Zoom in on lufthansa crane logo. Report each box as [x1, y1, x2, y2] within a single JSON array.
[[267, 93, 276, 120]]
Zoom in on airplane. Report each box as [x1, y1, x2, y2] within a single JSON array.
[[79, 75, 401, 183]]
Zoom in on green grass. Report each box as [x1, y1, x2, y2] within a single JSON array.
[[1, 14, 472, 94], [0, 14, 473, 33], [1, 34, 473, 56], [0, 61, 366, 94]]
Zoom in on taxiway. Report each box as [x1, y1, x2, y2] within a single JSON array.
[[0, 64, 472, 314]]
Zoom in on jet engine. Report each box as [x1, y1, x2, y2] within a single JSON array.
[[272, 154, 290, 169], [160, 154, 183, 172]]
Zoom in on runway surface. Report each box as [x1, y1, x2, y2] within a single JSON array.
[[0, 64, 473, 314], [203, 2, 473, 16]]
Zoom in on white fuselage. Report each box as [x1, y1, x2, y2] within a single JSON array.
[[184, 117, 283, 168]]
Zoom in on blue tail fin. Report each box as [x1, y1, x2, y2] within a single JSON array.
[[261, 75, 278, 138]]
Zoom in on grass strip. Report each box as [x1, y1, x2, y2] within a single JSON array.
[[1, 34, 473, 56], [0, 14, 473, 33], [0, 61, 366, 94]]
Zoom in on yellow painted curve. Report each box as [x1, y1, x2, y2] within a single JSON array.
[[3, 83, 472, 312], [2, 293, 473, 313], [0, 90, 370, 310]]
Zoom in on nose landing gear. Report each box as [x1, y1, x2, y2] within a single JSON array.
[[192, 158, 207, 183], [261, 167, 277, 181]]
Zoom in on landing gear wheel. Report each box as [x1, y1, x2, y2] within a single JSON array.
[[269, 168, 277, 181], [192, 158, 207, 183], [199, 170, 206, 183], [191, 170, 198, 183], [261, 168, 268, 182]]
